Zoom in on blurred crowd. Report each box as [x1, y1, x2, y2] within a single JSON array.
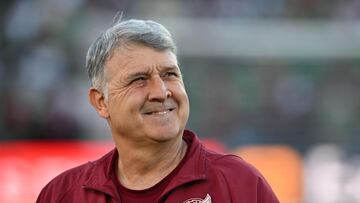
[[1, 0, 360, 149]]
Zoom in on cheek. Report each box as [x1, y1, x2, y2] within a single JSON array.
[[172, 83, 190, 111], [175, 83, 189, 101], [109, 88, 146, 114]]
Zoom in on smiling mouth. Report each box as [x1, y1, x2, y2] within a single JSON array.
[[145, 108, 175, 115]]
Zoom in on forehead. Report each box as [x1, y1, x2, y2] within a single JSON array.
[[105, 43, 179, 76]]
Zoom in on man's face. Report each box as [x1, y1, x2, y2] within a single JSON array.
[[103, 43, 189, 145]]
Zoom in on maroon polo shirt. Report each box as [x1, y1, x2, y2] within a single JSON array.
[[37, 130, 279, 203]]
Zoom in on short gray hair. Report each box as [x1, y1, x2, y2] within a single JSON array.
[[85, 19, 177, 92]]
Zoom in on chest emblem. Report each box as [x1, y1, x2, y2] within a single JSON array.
[[183, 194, 211, 203]]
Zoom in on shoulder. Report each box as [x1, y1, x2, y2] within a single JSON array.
[[36, 149, 115, 202], [204, 149, 260, 177], [36, 161, 94, 202], [203, 149, 279, 202]]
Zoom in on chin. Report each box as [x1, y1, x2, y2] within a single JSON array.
[[148, 127, 183, 142]]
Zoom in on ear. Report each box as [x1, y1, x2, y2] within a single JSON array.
[[88, 87, 109, 119]]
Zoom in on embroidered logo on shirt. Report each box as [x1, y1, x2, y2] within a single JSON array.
[[183, 194, 211, 203]]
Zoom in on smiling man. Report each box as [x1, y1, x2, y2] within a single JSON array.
[[36, 19, 279, 203]]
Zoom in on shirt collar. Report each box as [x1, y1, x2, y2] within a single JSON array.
[[160, 130, 208, 197], [83, 130, 208, 198]]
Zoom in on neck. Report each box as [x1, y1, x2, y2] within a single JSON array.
[[115, 135, 187, 190]]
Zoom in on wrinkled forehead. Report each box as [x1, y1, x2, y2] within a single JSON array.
[[104, 43, 180, 79], [107, 41, 177, 66]]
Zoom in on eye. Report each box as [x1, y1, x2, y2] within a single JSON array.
[[164, 72, 178, 78], [130, 76, 147, 84]]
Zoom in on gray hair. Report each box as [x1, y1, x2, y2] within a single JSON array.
[[85, 19, 177, 93]]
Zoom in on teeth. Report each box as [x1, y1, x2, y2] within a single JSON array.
[[150, 110, 169, 115]]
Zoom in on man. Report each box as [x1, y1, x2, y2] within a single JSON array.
[[37, 19, 279, 203]]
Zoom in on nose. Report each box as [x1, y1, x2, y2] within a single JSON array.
[[147, 76, 171, 102]]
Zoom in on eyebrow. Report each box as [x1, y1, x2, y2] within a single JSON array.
[[161, 65, 180, 72], [127, 65, 180, 78]]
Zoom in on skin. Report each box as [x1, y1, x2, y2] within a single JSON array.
[[89, 43, 190, 190]]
